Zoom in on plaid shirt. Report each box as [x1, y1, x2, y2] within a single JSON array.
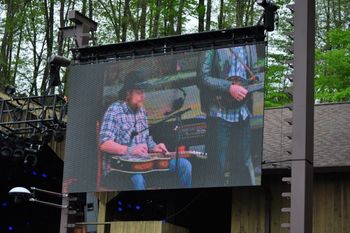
[[208, 47, 251, 122], [100, 101, 156, 151]]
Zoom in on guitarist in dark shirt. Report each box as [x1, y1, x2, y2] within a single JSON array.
[[199, 46, 261, 186]]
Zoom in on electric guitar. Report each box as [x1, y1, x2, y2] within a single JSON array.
[[110, 150, 207, 174]]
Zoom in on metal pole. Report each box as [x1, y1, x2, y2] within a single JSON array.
[[291, 0, 315, 233], [29, 198, 68, 209], [31, 187, 68, 198], [59, 195, 69, 233]]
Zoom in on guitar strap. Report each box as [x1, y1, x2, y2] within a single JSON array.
[[229, 47, 257, 81]]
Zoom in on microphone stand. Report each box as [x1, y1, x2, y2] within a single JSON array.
[[174, 112, 182, 174], [130, 107, 191, 140]]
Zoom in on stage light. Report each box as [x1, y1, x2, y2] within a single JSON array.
[[0, 146, 13, 159], [24, 152, 38, 171], [48, 55, 71, 67], [8, 226, 14, 231], [256, 0, 279, 31], [41, 173, 48, 178], [53, 129, 65, 142], [11, 137, 26, 162], [2, 202, 8, 207], [117, 207, 123, 212], [13, 148, 25, 161], [42, 130, 53, 144], [117, 201, 122, 206], [135, 205, 141, 210], [256, 0, 270, 7], [48, 55, 70, 87]]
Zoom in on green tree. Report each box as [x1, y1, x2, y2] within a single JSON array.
[[315, 29, 350, 102]]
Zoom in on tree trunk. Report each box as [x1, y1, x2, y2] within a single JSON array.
[[118, 0, 122, 42], [152, 0, 161, 37], [100, 0, 120, 43], [128, 1, 139, 40], [122, 0, 130, 42], [0, 1, 16, 85], [218, 0, 224, 29], [205, 0, 211, 31], [12, 28, 23, 84], [89, 0, 96, 45], [140, 0, 147, 39], [176, 0, 185, 34], [148, 0, 153, 37], [236, 0, 244, 27], [41, 0, 54, 95], [244, 0, 255, 26], [198, 0, 205, 32], [81, 0, 87, 15], [168, 0, 175, 34]]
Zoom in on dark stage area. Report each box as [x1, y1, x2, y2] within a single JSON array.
[[106, 187, 233, 233], [0, 144, 63, 233]]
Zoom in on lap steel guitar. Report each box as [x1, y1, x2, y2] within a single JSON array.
[[110, 150, 207, 174]]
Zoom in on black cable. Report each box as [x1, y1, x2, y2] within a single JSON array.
[[262, 159, 292, 165], [262, 158, 311, 165], [165, 191, 203, 220]]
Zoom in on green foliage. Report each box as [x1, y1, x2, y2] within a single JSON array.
[[315, 29, 350, 103], [264, 63, 292, 108], [0, 0, 349, 107]]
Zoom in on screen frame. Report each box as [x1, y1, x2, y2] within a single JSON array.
[[63, 26, 266, 193], [72, 25, 265, 64]]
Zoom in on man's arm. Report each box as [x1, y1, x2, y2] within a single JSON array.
[[200, 49, 232, 93], [100, 140, 128, 155], [99, 104, 128, 155], [100, 140, 148, 156], [99, 105, 148, 156], [201, 49, 247, 101]]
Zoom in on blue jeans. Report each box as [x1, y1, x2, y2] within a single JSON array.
[[206, 117, 253, 186], [131, 158, 192, 190]]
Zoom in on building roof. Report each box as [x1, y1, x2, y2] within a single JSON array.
[[263, 102, 350, 169]]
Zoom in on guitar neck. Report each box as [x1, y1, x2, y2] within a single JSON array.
[[148, 151, 191, 157], [246, 83, 263, 93], [148, 151, 206, 159]]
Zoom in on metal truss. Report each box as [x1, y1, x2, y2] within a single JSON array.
[[0, 94, 67, 137]]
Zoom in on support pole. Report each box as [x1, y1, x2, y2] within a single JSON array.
[[59, 195, 69, 233], [291, 0, 315, 233]]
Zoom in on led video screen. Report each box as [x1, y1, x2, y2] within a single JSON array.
[[63, 42, 265, 192]]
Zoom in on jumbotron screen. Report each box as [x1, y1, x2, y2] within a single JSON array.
[[63, 42, 265, 192]]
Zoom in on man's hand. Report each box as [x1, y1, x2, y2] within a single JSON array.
[[151, 143, 168, 153], [229, 84, 248, 101], [130, 144, 148, 156]]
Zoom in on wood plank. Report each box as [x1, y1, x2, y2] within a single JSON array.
[[342, 176, 350, 233], [230, 174, 350, 233], [231, 187, 265, 233], [109, 221, 188, 233]]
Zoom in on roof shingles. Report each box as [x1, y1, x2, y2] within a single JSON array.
[[263, 103, 350, 168]]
